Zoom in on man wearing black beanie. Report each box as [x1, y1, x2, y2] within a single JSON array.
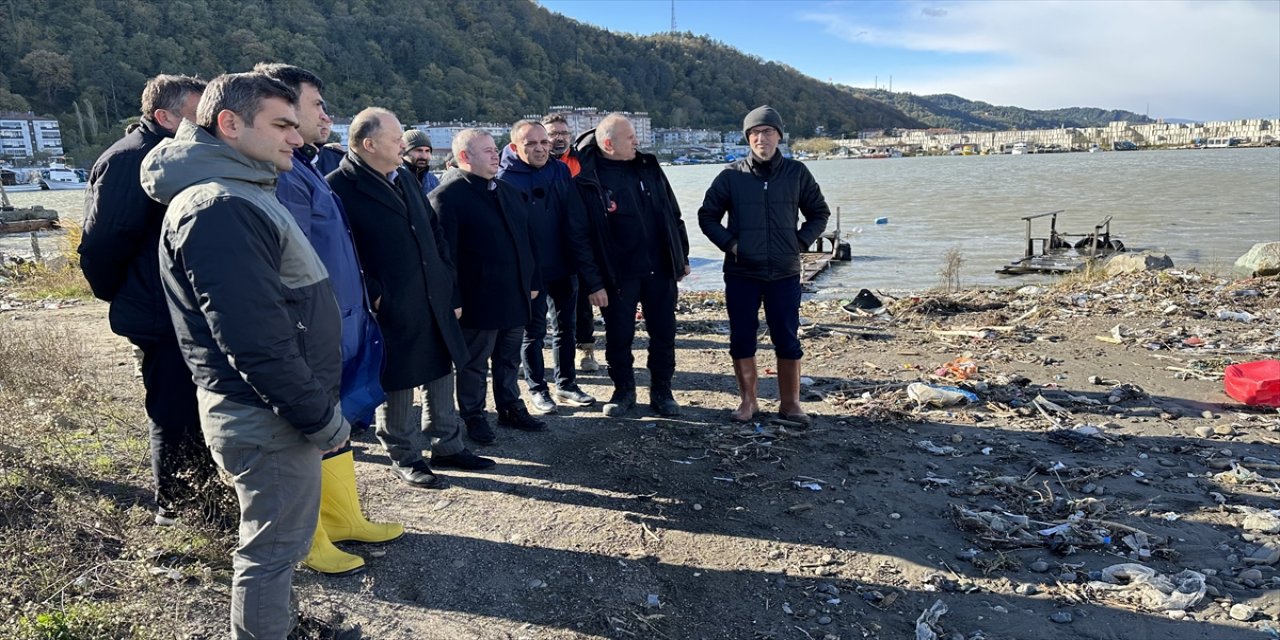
[[697, 105, 830, 425]]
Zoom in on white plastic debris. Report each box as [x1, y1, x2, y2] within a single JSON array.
[[915, 599, 948, 640], [1088, 564, 1206, 612]]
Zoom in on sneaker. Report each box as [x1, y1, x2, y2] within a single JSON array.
[[497, 405, 548, 432], [431, 449, 496, 471], [154, 509, 178, 527], [649, 386, 681, 417], [577, 345, 600, 372], [529, 390, 557, 414], [393, 461, 448, 489], [465, 417, 497, 445], [602, 388, 636, 418], [553, 384, 596, 406]]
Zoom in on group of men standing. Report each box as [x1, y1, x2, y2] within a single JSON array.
[[79, 63, 828, 639]]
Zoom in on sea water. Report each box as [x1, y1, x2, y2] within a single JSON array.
[[6, 147, 1277, 296], [669, 147, 1280, 296]]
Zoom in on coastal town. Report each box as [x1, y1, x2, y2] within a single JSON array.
[[5, 107, 1279, 183]]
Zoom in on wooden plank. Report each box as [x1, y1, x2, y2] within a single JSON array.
[[0, 219, 57, 234]]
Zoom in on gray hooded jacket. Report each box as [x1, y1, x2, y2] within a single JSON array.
[[142, 120, 348, 452]]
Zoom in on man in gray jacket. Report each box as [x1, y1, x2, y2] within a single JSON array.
[[142, 72, 349, 640]]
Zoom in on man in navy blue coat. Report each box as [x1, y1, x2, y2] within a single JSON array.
[[258, 63, 402, 577], [497, 119, 596, 415]]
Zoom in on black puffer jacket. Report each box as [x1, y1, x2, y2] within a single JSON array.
[[571, 129, 689, 295], [697, 154, 830, 281]]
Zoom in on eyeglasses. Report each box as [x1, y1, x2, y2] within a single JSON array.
[[547, 131, 572, 138], [748, 127, 779, 138]]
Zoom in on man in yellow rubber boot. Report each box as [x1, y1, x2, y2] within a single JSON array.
[[261, 63, 404, 575]]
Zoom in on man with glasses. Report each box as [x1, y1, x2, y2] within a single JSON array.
[[697, 105, 830, 426], [498, 119, 596, 416], [543, 113, 600, 373]]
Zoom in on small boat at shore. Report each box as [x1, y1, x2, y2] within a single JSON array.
[[39, 163, 86, 190]]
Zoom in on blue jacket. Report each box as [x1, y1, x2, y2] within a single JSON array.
[[277, 148, 385, 426], [496, 145, 580, 282]]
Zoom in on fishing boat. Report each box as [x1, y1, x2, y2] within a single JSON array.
[[996, 210, 1125, 275], [1010, 142, 1029, 155]]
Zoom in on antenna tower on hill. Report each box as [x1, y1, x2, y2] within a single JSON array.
[[671, 0, 677, 33]]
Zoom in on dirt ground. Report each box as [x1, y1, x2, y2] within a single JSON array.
[[5, 268, 1280, 640]]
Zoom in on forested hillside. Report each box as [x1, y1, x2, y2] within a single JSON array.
[[846, 88, 1155, 131], [0, 0, 922, 159]]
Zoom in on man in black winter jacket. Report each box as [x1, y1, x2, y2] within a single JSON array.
[[78, 73, 216, 526], [570, 113, 690, 418], [697, 105, 830, 426], [433, 128, 546, 442]]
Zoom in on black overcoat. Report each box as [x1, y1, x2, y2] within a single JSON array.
[[430, 169, 541, 331], [327, 155, 467, 391]]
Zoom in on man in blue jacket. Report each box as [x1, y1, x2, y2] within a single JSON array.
[[697, 105, 830, 426], [144, 72, 349, 640], [497, 119, 596, 415], [79, 73, 217, 527], [258, 63, 402, 578]]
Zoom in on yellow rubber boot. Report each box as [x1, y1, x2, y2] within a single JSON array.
[[302, 517, 365, 576], [320, 450, 405, 544]]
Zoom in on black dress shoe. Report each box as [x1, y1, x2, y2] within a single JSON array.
[[393, 462, 448, 489], [497, 405, 548, 431], [431, 449, 496, 471], [465, 417, 497, 445]]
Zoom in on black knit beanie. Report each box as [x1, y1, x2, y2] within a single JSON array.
[[743, 105, 785, 139]]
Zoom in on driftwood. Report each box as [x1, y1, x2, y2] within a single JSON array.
[[0, 219, 57, 234]]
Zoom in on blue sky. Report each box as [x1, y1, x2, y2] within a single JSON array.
[[539, 0, 1280, 122]]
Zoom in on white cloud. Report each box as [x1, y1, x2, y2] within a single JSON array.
[[801, 0, 1280, 120]]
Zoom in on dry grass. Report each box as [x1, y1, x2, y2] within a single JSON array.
[[937, 247, 963, 292], [0, 321, 235, 639], [4, 222, 94, 301]]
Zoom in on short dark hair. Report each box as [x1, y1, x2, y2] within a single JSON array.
[[251, 62, 325, 93], [140, 74, 207, 119], [541, 113, 568, 127], [196, 72, 298, 129]]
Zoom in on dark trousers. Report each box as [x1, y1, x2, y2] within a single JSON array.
[[724, 273, 803, 360], [600, 274, 677, 390], [521, 276, 578, 392], [575, 278, 595, 346], [134, 337, 218, 516], [457, 326, 523, 420]]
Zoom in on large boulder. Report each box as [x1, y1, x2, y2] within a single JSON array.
[[1104, 251, 1174, 275], [1234, 242, 1280, 278]]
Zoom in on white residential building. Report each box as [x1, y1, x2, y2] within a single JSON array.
[[545, 105, 653, 147], [0, 112, 63, 159]]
